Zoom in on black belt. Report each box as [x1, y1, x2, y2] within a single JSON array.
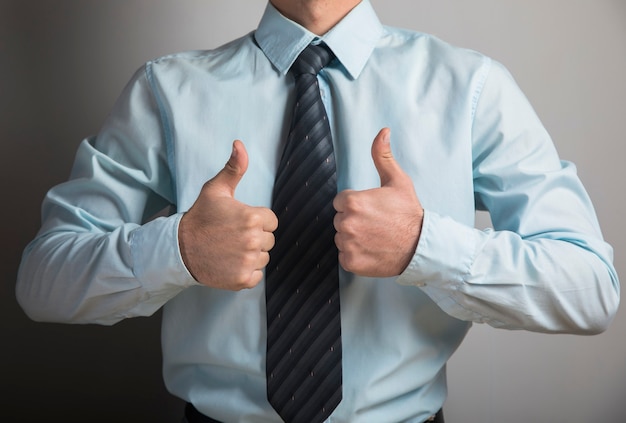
[[185, 403, 221, 423], [185, 402, 444, 423]]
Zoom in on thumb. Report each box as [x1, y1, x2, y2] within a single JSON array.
[[207, 140, 249, 197], [371, 128, 404, 187]]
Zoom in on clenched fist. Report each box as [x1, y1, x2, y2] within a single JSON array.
[[179, 140, 278, 290], [333, 128, 423, 277]]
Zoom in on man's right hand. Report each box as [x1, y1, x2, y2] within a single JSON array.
[[178, 140, 278, 290]]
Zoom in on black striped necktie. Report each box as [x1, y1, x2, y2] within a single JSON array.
[[265, 44, 342, 423]]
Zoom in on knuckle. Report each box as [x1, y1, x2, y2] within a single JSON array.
[[266, 209, 279, 228], [332, 194, 343, 211], [243, 210, 263, 228], [266, 234, 276, 250], [338, 252, 358, 273], [343, 193, 361, 212], [248, 271, 264, 288], [337, 216, 357, 235], [232, 272, 255, 291], [243, 235, 261, 251], [334, 232, 350, 252], [240, 252, 257, 269], [333, 213, 344, 231], [334, 233, 342, 249]]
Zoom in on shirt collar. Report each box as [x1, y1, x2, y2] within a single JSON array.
[[254, 0, 384, 79]]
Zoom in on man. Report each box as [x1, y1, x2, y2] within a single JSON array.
[[16, 0, 619, 422]]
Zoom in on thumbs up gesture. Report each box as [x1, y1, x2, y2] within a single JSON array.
[[333, 128, 424, 277], [179, 140, 278, 290]]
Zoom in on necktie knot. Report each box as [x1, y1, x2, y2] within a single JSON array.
[[290, 44, 334, 77]]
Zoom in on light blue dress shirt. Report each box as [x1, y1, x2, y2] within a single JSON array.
[[17, 1, 619, 422]]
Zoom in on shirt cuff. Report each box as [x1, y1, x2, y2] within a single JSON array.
[[130, 213, 198, 303], [396, 210, 486, 321]]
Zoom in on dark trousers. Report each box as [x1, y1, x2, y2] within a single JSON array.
[[184, 402, 444, 423]]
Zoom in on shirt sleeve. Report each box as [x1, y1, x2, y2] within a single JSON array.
[[397, 59, 620, 334], [16, 64, 197, 325]]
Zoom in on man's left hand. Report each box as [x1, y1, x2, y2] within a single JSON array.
[[333, 128, 423, 277]]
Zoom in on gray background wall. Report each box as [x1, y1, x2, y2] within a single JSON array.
[[1, 1, 624, 422]]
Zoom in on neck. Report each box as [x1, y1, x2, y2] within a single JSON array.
[[270, 0, 361, 35]]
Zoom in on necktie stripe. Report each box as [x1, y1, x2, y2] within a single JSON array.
[[290, 359, 342, 422], [273, 133, 334, 196], [272, 160, 336, 227], [291, 78, 321, 120], [266, 203, 336, 301], [274, 337, 342, 423], [268, 311, 342, 404], [267, 247, 339, 348], [266, 223, 337, 325], [268, 295, 341, 388], [280, 105, 332, 162]]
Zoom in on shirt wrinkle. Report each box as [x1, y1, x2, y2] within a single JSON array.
[[144, 61, 177, 202]]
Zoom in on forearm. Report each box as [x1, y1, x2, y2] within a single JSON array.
[[16, 214, 195, 325], [398, 210, 619, 334]]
